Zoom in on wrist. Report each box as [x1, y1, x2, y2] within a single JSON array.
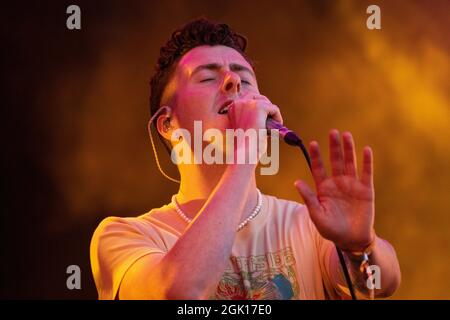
[[341, 237, 376, 261], [339, 228, 376, 252]]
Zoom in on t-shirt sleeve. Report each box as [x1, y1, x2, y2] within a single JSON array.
[[90, 216, 166, 300]]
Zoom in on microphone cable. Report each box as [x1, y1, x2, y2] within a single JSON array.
[[287, 132, 358, 300]]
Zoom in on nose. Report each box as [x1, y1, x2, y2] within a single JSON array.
[[221, 72, 241, 94]]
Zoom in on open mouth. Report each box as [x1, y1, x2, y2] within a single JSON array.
[[218, 100, 234, 115]]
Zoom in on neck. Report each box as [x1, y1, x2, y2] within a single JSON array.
[[175, 163, 258, 221], [178, 163, 225, 201]]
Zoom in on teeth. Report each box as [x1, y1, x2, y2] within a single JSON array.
[[219, 102, 232, 114], [219, 106, 229, 114]]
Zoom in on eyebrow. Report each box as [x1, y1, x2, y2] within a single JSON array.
[[191, 63, 255, 79]]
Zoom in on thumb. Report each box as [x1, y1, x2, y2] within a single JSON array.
[[294, 180, 323, 223]]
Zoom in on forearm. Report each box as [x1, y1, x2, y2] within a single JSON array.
[[161, 164, 256, 299], [331, 236, 401, 299]]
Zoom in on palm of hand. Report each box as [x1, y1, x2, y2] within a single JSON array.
[[295, 130, 375, 252]]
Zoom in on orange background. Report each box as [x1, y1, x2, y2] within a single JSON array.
[[2, 0, 449, 299]]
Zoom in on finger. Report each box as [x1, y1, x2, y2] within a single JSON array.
[[294, 180, 323, 222], [342, 131, 357, 177], [250, 95, 284, 124], [329, 129, 344, 176], [360, 146, 373, 187], [263, 103, 283, 124], [309, 141, 327, 186], [253, 94, 271, 103], [241, 92, 269, 101]]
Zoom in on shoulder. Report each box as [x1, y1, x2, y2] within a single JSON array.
[[94, 204, 173, 233], [92, 215, 145, 238], [264, 193, 309, 219], [91, 205, 174, 246], [90, 216, 145, 255], [262, 192, 314, 234]]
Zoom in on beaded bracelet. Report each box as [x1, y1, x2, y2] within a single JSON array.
[[342, 240, 376, 299]]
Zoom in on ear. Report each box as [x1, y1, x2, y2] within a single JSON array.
[[154, 108, 173, 141]]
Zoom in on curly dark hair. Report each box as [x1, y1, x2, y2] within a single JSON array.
[[149, 18, 253, 151]]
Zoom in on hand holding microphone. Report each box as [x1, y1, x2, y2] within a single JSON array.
[[225, 93, 283, 132], [225, 93, 309, 168], [226, 93, 303, 147]]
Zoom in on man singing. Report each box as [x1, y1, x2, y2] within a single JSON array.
[[90, 18, 401, 300]]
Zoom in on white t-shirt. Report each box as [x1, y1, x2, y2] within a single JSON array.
[[90, 193, 347, 300]]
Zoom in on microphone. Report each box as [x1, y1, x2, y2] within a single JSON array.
[[266, 118, 302, 146], [266, 117, 311, 169]]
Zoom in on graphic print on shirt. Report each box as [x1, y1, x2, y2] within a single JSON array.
[[213, 247, 300, 300]]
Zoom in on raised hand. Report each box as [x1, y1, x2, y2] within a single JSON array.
[[294, 129, 376, 252]]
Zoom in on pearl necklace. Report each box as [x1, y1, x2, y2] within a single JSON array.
[[171, 189, 263, 231]]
